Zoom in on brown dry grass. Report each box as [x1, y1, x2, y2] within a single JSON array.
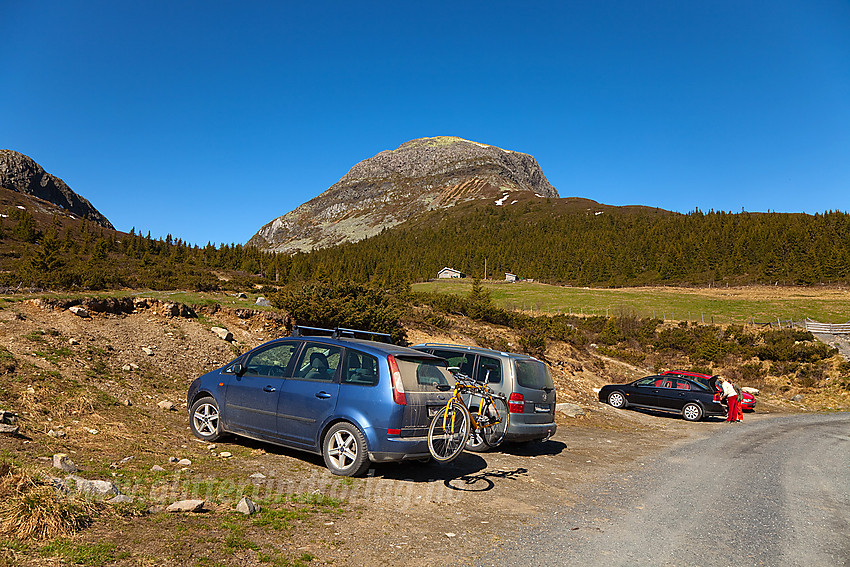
[[0, 464, 99, 541]]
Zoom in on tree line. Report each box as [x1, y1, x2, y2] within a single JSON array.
[[265, 202, 850, 287], [3, 200, 849, 291]]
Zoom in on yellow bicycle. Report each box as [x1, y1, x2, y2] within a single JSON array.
[[427, 373, 509, 463]]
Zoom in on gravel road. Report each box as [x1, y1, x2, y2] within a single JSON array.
[[480, 413, 850, 567]]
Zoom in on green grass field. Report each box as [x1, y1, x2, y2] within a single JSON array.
[[413, 280, 850, 325]]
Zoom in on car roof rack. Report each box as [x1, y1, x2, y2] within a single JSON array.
[[290, 326, 392, 343]]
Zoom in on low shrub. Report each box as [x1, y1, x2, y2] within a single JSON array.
[[795, 363, 827, 388], [0, 465, 98, 540], [271, 281, 407, 344]]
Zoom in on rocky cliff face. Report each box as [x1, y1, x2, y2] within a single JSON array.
[[249, 137, 559, 253], [0, 150, 114, 229]]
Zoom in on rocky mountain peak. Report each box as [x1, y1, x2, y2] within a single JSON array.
[[249, 137, 558, 253], [0, 150, 114, 229]]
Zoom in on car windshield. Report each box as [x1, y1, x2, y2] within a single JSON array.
[[514, 360, 554, 390]]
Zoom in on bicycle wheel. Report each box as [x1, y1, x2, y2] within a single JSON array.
[[428, 401, 471, 463], [478, 397, 509, 448]]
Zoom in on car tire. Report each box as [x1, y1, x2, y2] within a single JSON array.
[[189, 397, 223, 442], [466, 397, 509, 452], [682, 403, 703, 422], [323, 422, 371, 477], [607, 391, 627, 409]]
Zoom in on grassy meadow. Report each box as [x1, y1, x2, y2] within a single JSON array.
[[413, 280, 850, 325]]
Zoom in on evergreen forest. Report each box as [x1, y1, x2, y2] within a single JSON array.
[[2, 198, 850, 291]]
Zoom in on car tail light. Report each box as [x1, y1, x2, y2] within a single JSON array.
[[388, 428, 401, 435], [387, 355, 406, 405], [508, 392, 525, 413]]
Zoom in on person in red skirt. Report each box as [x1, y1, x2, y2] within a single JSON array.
[[718, 376, 740, 422]]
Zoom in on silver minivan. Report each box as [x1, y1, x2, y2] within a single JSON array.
[[412, 343, 557, 450]]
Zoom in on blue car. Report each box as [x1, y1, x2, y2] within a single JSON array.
[[186, 327, 455, 476]]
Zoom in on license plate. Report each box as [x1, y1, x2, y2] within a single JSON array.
[[535, 404, 551, 413]]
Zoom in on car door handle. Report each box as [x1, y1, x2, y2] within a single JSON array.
[[315, 391, 332, 399], [263, 385, 277, 393]]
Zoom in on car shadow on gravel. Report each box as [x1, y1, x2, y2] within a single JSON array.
[[629, 407, 727, 423], [221, 435, 494, 482], [375, 452, 489, 482], [495, 439, 567, 457]]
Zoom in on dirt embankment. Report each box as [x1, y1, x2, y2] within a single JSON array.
[[0, 296, 803, 566]]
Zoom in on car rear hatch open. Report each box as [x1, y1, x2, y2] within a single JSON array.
[[392, 355, 455, 438]]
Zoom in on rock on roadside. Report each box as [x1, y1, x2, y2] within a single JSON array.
[[556, 402, 586, 418]]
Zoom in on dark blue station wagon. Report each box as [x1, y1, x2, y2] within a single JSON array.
[[186, 328, 455, 476]]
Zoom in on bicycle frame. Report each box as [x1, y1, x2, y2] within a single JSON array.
[[442, 376, 504, 433]]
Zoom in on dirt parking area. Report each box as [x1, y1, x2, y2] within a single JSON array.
[[0, 296, 794, 566]]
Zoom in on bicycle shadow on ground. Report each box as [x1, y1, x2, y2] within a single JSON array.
[[441, 467, 530, 493]]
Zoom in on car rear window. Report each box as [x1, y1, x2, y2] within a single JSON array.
[[396, 358, 454, 390], [514, 360, 554, 390]]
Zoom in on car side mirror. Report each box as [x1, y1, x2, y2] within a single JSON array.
[[231, 363, 245, 377]]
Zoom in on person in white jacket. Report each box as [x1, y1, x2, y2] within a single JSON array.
[[717, 376, 740, 423]]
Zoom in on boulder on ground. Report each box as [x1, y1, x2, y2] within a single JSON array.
[[108, 494, 134, 504], [53, 453, 79, 473], [166, 499, 205, 513], [236, 497, 260, 515], [68, 306, 89, 318], [556, 402, 585, 418], [0, 412, 19, 435], [157, 400, 175, 411], [67, 475, 118, 497], [0, 423, 20, 435], [211, 327, 233, 341]]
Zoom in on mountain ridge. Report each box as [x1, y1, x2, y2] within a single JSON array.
[[248, 136, 558, 253], [0, 149, 114, 229]]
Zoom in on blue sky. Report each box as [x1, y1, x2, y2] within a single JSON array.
[[3, 1, 849, 246]]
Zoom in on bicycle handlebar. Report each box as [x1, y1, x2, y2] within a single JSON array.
[[450, 372, 506, 400]]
